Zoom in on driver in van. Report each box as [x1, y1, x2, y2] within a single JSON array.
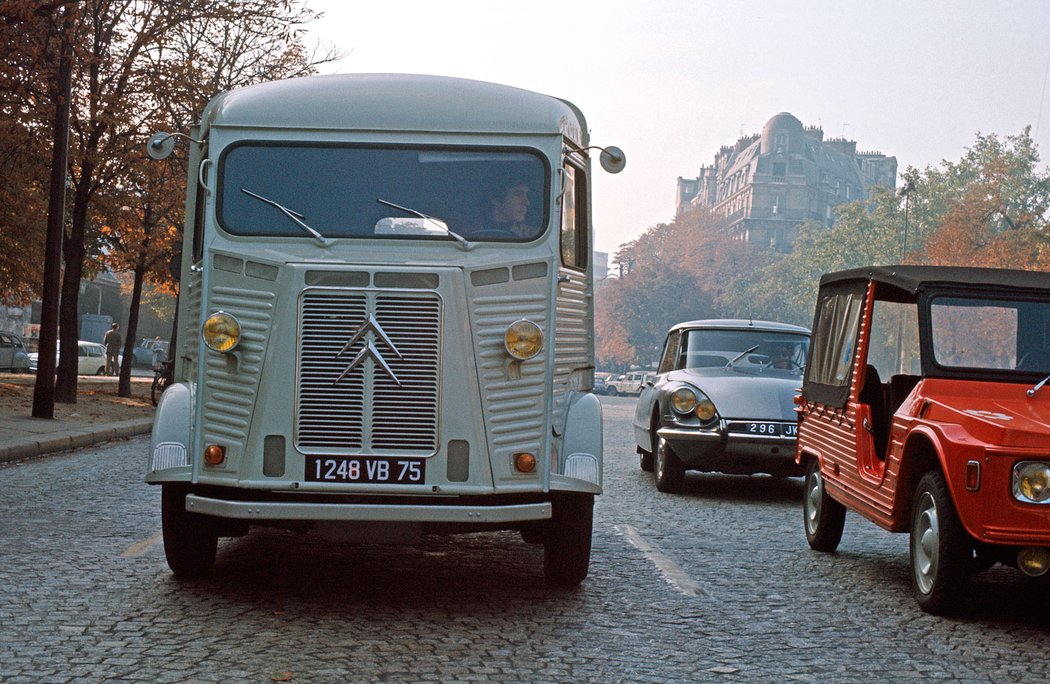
[[483, 178, 534, 238]]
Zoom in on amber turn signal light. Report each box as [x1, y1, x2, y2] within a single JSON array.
[[514, 452, 537, 473], [204, 444, 226, 466]]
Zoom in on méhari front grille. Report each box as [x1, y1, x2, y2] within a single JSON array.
[[296, 289, 441, 454]]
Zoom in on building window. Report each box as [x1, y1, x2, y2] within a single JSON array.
[[772, 161, 786, 179]]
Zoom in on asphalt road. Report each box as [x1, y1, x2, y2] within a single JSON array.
[[1, 395, 1048, 682]]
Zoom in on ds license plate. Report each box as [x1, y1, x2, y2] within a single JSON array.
[[305, 456, 426, 484], [736, 422, 797, 437]]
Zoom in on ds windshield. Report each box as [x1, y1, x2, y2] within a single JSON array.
[[930, 295, 1050, 374], [217, 144, 548, 242], [681, 329, 809, 372]]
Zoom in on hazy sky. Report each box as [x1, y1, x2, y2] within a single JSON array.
[[303, 0, 1050, 256]]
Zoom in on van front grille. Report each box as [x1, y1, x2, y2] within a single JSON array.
[[296, 289, 441, 454]]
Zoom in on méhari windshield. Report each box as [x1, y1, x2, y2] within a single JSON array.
[[218, 144, 549, 242], [929, 294, 1050, 374], [682, 329, 809, 372]]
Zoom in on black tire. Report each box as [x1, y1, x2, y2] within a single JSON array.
[[151, 373, 172, 406], [608, 387, 619, 397], [910, 470, 971, 614], [803, 459, 846, 552], [654, 436, 685, 493], [161, 484, 218, 578], [543, 493, 594, 587], [639, 450, 654, 472]]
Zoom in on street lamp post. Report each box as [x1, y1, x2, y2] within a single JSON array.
[[898, 179, 916, 261]]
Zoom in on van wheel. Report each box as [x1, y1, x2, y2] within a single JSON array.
[[803, 459, 845, 552], [910, 471, 971, 614], [654, 437, 685, 493], [544, 493, 594, 586], [162, 485, 218, 578]]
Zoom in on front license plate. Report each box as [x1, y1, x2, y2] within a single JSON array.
[[305, 456, 426, 484], [734, 422, 797, 437]]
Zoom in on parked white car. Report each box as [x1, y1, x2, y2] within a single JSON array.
[[606, 370, 654, 396], [27, 340, 108, 375], [0, 332, 31, 372]]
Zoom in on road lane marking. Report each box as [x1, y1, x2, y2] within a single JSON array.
[[121, 530, 163, 557], [616, 524, 710, 598]]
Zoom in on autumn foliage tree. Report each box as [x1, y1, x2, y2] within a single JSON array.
[[2, 0, 337, 404]]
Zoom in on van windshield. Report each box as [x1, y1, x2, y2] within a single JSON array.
[[217, 144, 548, 242]]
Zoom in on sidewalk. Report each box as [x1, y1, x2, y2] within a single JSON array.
[[0, 373, 155, 464]]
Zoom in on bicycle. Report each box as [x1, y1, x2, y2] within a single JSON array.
[[151, 360, 175, 406]]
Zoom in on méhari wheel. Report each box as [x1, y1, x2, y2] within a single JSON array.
[[803, 459, 846, 552], [161, 484, 218, 578], [544, 493, 594, 587], [654, 436, 685, 493], [910, 470, 971, 614]]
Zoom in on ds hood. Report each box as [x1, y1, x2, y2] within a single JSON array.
[[666, 368, 800, 421]]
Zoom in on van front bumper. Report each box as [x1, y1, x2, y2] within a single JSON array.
[[185, 494, 552, 524]]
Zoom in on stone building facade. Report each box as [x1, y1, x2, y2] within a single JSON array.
[[676, 112, 897, 251]]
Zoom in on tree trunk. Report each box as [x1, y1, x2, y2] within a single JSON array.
[[31, 4, 75, 418], [56, 162, 93, 403], [119, 263, 146, 397]]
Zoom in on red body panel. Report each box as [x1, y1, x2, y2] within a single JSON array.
[[799, 351, 1050, 545]]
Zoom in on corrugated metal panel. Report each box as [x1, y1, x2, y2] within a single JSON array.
[[202, 287, 275, 445], [472, 292, 547, 451], [552, 270, 590, 429]]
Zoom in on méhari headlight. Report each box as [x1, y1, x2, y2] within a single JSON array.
[[1013, 461, 1050, 503], [202, 311, 241, 353], [504, 319, 543, 360]]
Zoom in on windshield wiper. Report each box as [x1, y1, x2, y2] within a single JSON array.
[[376, 198, 474, 251], [1027, 372, 1050, 397], [725, 345, 760, 368], [241, 188, 331, 247]]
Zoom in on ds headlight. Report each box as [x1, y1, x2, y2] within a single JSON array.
[[695, 396, 717, 422], [670, 387, 697, 414], [504, 319, 543, 360], [202, 311, 241, 353], [1014, 461, 1050, 503]]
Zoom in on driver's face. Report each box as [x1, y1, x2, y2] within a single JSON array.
[[491, 183, 530, 223]]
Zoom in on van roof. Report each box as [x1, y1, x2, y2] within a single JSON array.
[[202, 73, 587, 143]]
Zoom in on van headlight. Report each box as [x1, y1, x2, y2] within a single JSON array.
[[504, 319, 543, 360], [202, 311, 241, 353], [1014, 461, 1050, 503]]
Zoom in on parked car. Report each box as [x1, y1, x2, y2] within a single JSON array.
[[27, 340, 108, 375], [633, 319, 810, 491], [607, 370, 653, 396], [131, 338, 169, 368], [593, 374, 611, 396], [797, 265, 1050, 615], [0, 332, 31, 372]]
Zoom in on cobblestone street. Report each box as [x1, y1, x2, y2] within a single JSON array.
[[2, 396, 1049, 682]]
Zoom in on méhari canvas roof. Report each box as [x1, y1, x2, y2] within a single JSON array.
[[820, 265, 1050, 299], [200, 73, 588, 144]]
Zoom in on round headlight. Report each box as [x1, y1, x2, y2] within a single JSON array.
[[670, 387, 697, 414], [202, 311, 241, 353], [504, 319, 543, 360], [1014, 461, 1050, 503], [696, 396, 717, 422]]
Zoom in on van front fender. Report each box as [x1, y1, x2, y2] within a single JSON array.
[[146, 381, 194, 483], [552, 391, 603, 494]]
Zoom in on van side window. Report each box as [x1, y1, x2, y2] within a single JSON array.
[[559, 163, 588, 270]]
